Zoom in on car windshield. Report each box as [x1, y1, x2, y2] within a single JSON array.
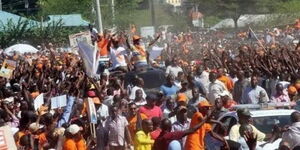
[[252, 115, 291, 134]]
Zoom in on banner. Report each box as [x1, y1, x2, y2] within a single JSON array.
[[34, 93, 44, 111], [86, 98, 97, 124], [0, 60, 16, 79], [149, 46, 164, 60], [51, 95, 67, 109], [78, 41, 99, 77], [140, 26, 155, 38], [0, 125, 17, 150], [69, 31, 92, 49]]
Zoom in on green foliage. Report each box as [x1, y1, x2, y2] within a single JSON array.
[[0, 19, 83, 49]]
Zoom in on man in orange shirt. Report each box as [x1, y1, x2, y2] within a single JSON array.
[[127, 102, 147, 142], [217, 68, 234, 92], [185, 100, 227, 150], [97, 32, 110, 57], [63, 124, 87, 150]]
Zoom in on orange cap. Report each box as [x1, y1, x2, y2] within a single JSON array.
[[133, 35, 141, 41], [177, 93, 187, 102], [288, 86, 297, 95], [198, 100, 212, 108], [295, 80, 300, 90]]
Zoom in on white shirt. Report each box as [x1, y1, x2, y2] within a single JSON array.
[[241, 86, 269, 104], [174, 80, 182, 89], [129, 86, 146, 100], [195, 71, 210, 93], [96, 104, 109, 119], [282, 122, 300, 149], [163, 108, 177, 124], [109, 46, 127, 69], [207, 80, 227, 103], [166, 65, 183, 77]]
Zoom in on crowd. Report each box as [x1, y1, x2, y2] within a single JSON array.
[[1, 21, 300, 150]]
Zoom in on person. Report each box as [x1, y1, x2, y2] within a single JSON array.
[[134, 119, 154, 150], [139, 93, 163, 119], [133, 89, 147, 107], [129, 77, 147, 101], [160, 74, 179, 97], [127, 103, 148, 143], [172, 106, 190, 147], [233, 70, 250, 104], [104, 105, 132, 150], [174, 72, 185, 89], [165, 57, 183, 77], [63, 124, 87, 150], [195, 65, 210, 95], [187, 87, 206, 118], [177, 93, 188, 106], [271, 83, 290, 103], [220, 91, 237, 110], [217, 68, 234, 92], [212, 98, 228, 120], [241, 75, 269, 104], [282, 111, 300, 149], [185, 100, 226, 150], [152, 113, 210, 150], [108, 35, 129, 72], [150, 117, 161, 140], [207, 72, 228, 104], [163, 98, 177, 123], [229, 108, 266, 142], [238, 124, 261, 150]]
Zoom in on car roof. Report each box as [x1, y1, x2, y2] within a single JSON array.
[[220, 109, 296, 119]]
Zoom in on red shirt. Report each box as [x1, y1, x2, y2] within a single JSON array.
[[152, 131, 185, 150], [150, 128, 162, 140], [139, 106, 163, 119]]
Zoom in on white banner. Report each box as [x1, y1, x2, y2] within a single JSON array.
[[78, 42, 99, 77]]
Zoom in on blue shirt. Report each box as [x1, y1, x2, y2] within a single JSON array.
[[160, 84, 179, 96], [57, 96, 75, 127]]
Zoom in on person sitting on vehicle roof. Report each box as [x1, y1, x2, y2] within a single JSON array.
[[229, 108, 266, 142]]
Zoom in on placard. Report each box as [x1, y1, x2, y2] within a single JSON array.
[[34, 93, 44, 111], [51, 95, 67, 109], [85, 98, 97, 124]]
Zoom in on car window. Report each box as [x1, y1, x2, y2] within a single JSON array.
[[214, 116, 237, 136], [252, 115, 291, 134]]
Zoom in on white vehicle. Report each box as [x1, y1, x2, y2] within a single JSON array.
[[214, 109, 296, 150]]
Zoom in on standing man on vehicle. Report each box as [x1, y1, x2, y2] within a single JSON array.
[[241, 75, 269, 104], [229, 108, 266, 142], [282, 111, 300, 149]]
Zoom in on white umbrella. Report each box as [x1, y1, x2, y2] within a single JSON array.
[[4, 44, 39, 55]]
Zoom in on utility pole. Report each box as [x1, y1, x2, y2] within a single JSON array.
[[111, 0, 115, 27], [0, 0, 2, 11], [149, 0, 155, 27], [95, 0, 103, 33]]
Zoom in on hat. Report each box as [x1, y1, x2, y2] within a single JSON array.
[[198, 100, 212, 107], [177, 106, 187, 114], [29, 123, 44, 133], [177, 93, 187, 102], [67, 124, 81, 135], [133, 35, 141, 41], [237, 108, 252, 117], [288, 86, 297, 95]]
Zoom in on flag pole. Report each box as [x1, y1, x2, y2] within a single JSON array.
[[249, 27, 267, 52]]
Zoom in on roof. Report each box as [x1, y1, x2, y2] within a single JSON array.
[[220, 109, 295, 119], [0, 10, 39, 27], [46, 14, 89, 27]]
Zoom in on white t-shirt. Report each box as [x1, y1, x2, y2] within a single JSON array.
[[96, 104, 109, 119], [129, 86, 147, 100], [166, 65, 183, 77], [109, 47, 127, 69]]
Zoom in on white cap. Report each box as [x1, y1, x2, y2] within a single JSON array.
[[4, 97, 14, 103], [67, 124, 81, 135], [29, 123, 44, 132]]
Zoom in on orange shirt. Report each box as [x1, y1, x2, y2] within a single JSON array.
[[38, 132, 48, 147], [76, 138, 87, 150], [63, 138, 77, 150], [97, 38, 109, 57], [185, 112, 212, 150], [128, 113, 148, 142], [218, 75, 234, 91], [15, 131, 26, 146]]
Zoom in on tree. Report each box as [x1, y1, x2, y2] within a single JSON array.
[[192, 0, 293, 28]]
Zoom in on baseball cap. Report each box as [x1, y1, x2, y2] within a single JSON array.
[[198, 100, 212, 108], [67, 124, 81, 135], [237, 108, 252, 117], [177, 93, 187, 102], [29, 123, 44, 133]]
